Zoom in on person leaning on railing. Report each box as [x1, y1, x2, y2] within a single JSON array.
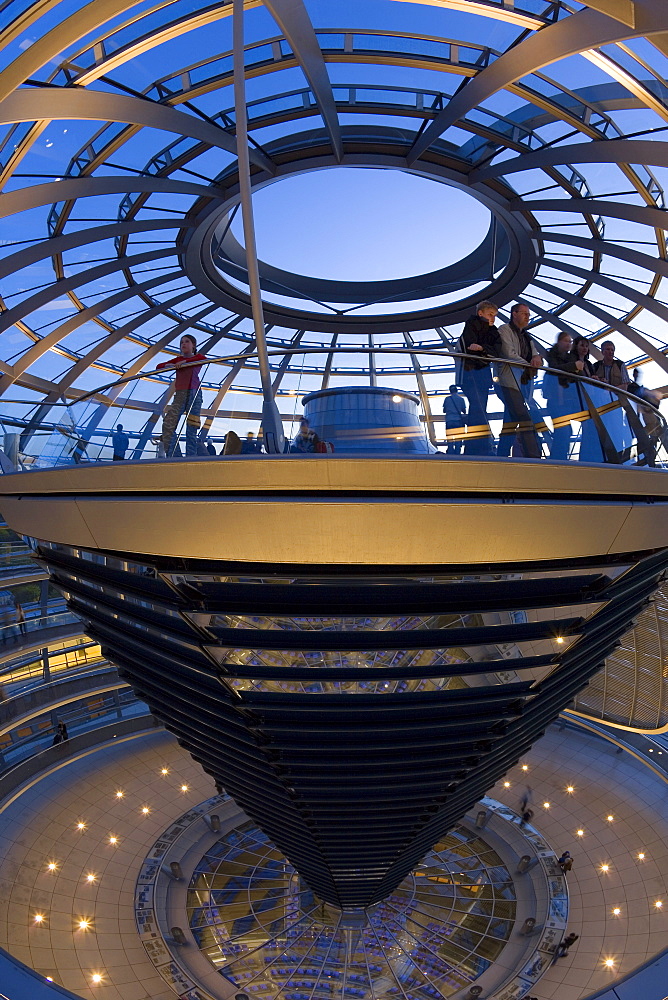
[[290, 418, 320, 453], [156, 334, 207, 457], [457, 300, 501, 456], [496, 303, 543, 459], [593, 340, 629, 391], [545, 331, 585, 460]]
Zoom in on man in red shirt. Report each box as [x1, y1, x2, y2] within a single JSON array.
[[157, 335, 207, 457]]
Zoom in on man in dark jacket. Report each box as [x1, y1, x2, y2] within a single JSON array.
[[458, 301, 501, 455]]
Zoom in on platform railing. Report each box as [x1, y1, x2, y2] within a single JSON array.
[[2, 348, 667, 470]]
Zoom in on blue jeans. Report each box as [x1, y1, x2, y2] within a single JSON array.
[[162, 389, 202, 457], [461, 366, 494, 455], [497, 382, 540, 458], [445, 418, 466, 454]]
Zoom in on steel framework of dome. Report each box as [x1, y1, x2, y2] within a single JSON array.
[[3, 9, 668, 997], [0, 0, 667, 446]]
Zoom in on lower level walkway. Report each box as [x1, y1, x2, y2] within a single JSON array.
[[0, 722, 666, 1000]]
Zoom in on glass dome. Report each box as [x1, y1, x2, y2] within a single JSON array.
[[0, 0, 666, 450]]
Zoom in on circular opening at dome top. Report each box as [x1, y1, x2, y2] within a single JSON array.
[[231, 167, 492, 282]]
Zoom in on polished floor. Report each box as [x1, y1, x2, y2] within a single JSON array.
[[0, 724, 666, 1000]]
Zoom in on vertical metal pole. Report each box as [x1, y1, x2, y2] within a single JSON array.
[[233, 0, 284, 453]]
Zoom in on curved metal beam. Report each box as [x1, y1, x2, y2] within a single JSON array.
[[536, 230, 668, 280], [0, 218, 186, 282], [0, 175, 223, 220], [471, 139, 668, 183], [512, 197, 668, 230], [0, 247, 177, 340], [536, 257, 668, 372], [0, 88, 274, 174], [0, 0, 182, 102], [406, 6, 662, 165], [0, 267, 183, 395], [531, 276, 668, 374], [258, 0, 342, 161]]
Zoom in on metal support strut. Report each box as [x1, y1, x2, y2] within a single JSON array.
[[233, 0, 285, 453]]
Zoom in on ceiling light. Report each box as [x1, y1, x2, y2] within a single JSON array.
[[160, 768, 169, 775], [115, 791, 123, 799], [566, 786, 574, 793], [604, 958, 615, 968], [181, 784, 189, 792], [543, 801, 550, 809], [576, 829, 584, 837], [47, 862, 57, 872], [503, 781, 510, 788], [78, 919, 90, 930], [109, 836, 118, 845], [638, 853, 645, 860], [91, 973, 103, 984], [141, 806, 150, 815], [607, 815, 614, 822], [600, 864, 610, 872], [34, 914, 44, 924], [656, 900, 663, 909], [521, 765, 528, 772], [612, 907, 621, 916], [86, 874, 96, 883], [76, 822, 86, 831]]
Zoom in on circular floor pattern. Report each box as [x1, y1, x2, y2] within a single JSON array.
[[0, 724, 666, 999], [186, 818, 519, 999]]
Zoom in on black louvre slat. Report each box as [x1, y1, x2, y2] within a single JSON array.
[[187, 573, 609, 615], [207, 618, 583, 649], [33, 537, 668, 910]]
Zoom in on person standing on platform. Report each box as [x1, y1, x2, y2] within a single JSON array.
[[15, 602, 26, 637], [558, 851, 574, 873], [496, 303, 543, 458], [593, 340, 629, 391], [157, 335, 207, 457], [290, 419, 319, 454], [112, 423, 129, 461], [53, 720, 69, 745], [459, 300, 501, 455], [443, 386, 467, 454], [241, 431, 261, 454], [545, 332, 584, 460], [555, 932, 579, 959]]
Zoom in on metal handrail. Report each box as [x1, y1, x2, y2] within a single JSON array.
[[69, 346, 666, 427]]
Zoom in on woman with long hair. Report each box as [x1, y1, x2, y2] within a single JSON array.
[[544, 331, 584, 460], [571, 336, 606, 462]]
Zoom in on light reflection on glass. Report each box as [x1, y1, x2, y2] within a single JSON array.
[[187, 821, 516, 999]]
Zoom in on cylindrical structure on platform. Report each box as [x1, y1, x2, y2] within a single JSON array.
[[302, 386, 436, 453]]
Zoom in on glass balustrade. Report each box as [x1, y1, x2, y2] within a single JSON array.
[[0, 353, 666, 470]]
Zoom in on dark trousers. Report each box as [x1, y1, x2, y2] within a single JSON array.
[[497, 384, 540, 458], [445, 418, 465, 454], [461, 366, 494, 455]]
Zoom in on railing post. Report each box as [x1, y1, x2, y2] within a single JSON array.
[[233, 0, 284, 454]]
